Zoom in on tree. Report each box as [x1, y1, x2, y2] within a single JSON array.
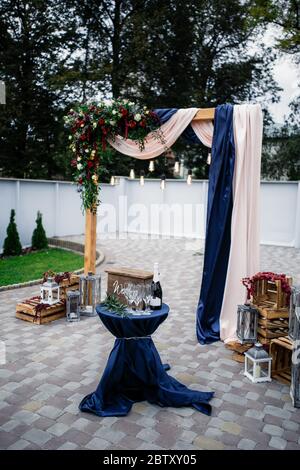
[[3, 209, 22, 256], [0, 0, 69, 179], [31, 211, 48, 250]]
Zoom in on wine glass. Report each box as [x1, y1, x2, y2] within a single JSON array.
[[123, 283, 136, 313], [143, 283, 153, 314]]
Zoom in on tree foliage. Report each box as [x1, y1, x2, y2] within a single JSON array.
[[31, 211, 48, 250], [0, 0, 296, 181], [3, 209, 22, 256]]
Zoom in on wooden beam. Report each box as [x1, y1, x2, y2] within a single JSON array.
[[193, 108, 215, 121], [84, 209, 97, 274]]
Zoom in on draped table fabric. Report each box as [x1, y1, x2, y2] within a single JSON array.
[[79, 304, 214, 417]]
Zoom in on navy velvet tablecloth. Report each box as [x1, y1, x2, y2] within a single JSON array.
[[79, 304, 214, 417]]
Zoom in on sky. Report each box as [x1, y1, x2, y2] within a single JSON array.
[[269, 56, 299, 124], [263, 25, 299, 125]]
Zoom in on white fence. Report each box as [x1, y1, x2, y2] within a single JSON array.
[[0, 177, 299, 249]]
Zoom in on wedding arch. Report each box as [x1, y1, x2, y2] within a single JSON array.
[[65, 102, 263, 345]]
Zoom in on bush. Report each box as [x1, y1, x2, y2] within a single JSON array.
[[3, 209, 22, 256], [31, 211, 48, 250]]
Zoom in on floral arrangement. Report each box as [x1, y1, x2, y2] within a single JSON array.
[[43, 270, 71, 284], [64, 99, 162, 211], [242, 272, 292, 305]]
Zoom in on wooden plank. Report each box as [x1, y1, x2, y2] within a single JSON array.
[[84, 209, 97, 275], [193, 108, 215, 120], [16, 299, 65, 317], [16, 310, 65, 324], [105, 266, 153, 279], [257, 326, 288, 339]]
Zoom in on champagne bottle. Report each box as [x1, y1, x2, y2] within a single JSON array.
[[150, 262, 163, 310]]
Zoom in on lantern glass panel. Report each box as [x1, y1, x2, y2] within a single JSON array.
[[291, 363, 300, 408], [67, 291, 80, 322], [79, 273, 101, 317], [237, 304, 258, 344]]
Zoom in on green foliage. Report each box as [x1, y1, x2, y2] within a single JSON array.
[[3, 209, 22, 257], [101, 293, 130, 317], [0, 248, 83, 287], [31, 211, 48, 250]]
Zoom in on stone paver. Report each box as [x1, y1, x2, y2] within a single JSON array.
[[0, 235, 300, 450]]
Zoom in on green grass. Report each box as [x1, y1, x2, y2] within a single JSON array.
[[0, 248, 83, 287]]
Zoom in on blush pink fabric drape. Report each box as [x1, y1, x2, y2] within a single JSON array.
[[219, 104, 263, 343], [108, 108, 213, 158]]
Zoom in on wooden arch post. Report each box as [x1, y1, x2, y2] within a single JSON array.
[[83, 107, 215, 274]]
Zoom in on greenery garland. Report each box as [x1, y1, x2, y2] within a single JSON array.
[[64, 99, 164, 212], [101, 293, 131, 317]]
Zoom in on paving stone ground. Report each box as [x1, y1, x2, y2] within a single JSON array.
[[1, 234, 300, 450]]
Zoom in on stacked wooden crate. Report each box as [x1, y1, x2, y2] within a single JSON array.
[[252, 276, 292, 346], [269, 336, 293, 384], [16, 297, 66, 324], [58, 273, 80, 300], [16, 273, 80, 324]]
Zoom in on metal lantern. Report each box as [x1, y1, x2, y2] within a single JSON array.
[[289, 286, 300, 341], [79, 272, 101, 317], [291, 350, 300, 408], [40, 277, 60, 305], [66, 290, 80, 322], [237, 304, 258, 344], [244, 342, 272, 383]]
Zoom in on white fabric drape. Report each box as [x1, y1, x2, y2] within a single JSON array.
[[108, 108, 213, 159], [219, 104, 263, 343]]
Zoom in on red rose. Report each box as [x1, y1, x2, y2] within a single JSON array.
[[139, 119, 146, 127], [120, 106, 128, 117], [86, 171, 91, 180], [101, 126, 108, 135], [80, 134, 86, 141], [78, 177, 83, 184], [128, 120, 136, 128], [87, 160, 94, 168], [71, 159, 77, 167], [98, 118, 105, 125]]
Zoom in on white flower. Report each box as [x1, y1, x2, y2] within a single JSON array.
[[68, 135, 72, 140], [92, 174, 97, 180], [77, 163, 83, 170], [110, 120, 116, 126], [80, 124, 84, 128], [112, 110, 117, 115], [134, 113, 141, 121], [129, 101, 135, 106], [70, 108, 74, 113], [91, 150, 96, 156], [92, 122, 97, 129], [145, 110, 149, 115], [85, 149, 89, 153]]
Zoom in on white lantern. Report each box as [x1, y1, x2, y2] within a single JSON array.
[[40, 277, 60, 305], [66, 290, 80, 322], [244, 342, 272, 383], [79, 272, 101, 317]]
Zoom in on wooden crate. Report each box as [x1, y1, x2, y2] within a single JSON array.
[[16, 296, 65, 324], [225, 341, 253, 363], [253, 303, 289, 346], [105, 266, 153, 306], [252, 276, 292, 310], [269, 336, 293, 384], [59, 274, 80, 300]]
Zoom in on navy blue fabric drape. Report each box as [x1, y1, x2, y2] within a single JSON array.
[[79, 304, 214, 417], [154, 108, 200, 144], [196, 104, 235, 344]]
